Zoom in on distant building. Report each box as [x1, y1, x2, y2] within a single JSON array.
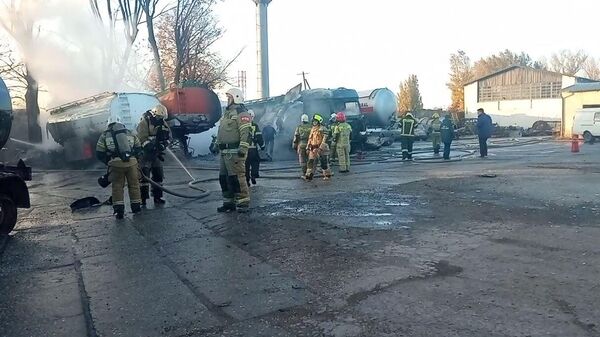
[[562, 82, 600, 137], [464, 65, 596, 127]]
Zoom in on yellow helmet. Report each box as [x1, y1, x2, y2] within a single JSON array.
[[313, 114, 323, 124], [432, 113, 440, 119], [150, 104, 168, 119]]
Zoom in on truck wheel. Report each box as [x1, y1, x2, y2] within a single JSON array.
[[583, 131, 594, 144], [0, 194, 17, 235]]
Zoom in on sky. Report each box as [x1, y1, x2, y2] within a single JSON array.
[[212, 0, 600, 108]]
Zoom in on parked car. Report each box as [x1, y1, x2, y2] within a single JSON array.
[[572, 108, 600, 143]]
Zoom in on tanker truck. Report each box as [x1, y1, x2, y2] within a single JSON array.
[[157, 84, 222, 157], [358, 88, 397, 128], [0, 77, 31, 234], [246, 86, 367, 151], [47, 92, 161, 162]]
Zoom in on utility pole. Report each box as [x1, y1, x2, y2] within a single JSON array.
[[297, 71, 311, 90], [254, 0, 272, 98]]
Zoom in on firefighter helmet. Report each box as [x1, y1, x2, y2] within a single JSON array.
[[301, 114, 309, 123], [226, 88, 244, 104], [313, 114, 323, 124], [107, 115, 123, 127], [432, 113, 440, 119], [336, 112, 346, 122], [150, 104, 168, 119]]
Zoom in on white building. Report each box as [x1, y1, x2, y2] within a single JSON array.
[[464, 65, 596, 127]]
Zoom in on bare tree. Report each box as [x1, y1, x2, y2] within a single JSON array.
[[582, 58, 600, 80], [139, 0, 166, 91], [550, 50, 588, 76], [116, 0, 143, 83], [173, 0, 222, 85], [152, 0, 232, 90], [0, 0, 42, 142], [0, 44, 27, 106]]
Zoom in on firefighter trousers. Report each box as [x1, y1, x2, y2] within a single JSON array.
[[400, 136, 414, 160], [109, 164, 141, 209], [140, 156, 164, 200], [431, 132, 441, 154], [298, 145, 308, 175], [306, 148, 331, 178], [245, 147, 260, 183], [336, 144, 351, 171], [219, 151, 250, 207]]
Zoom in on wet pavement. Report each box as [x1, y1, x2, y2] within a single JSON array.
[[1, 138, 600, 336]]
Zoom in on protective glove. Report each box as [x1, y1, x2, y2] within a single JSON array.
[[143, 142, 155, 153], [237, 149, 247, 158]]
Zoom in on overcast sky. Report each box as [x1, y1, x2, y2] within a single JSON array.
[[212, 0, 600, 108]]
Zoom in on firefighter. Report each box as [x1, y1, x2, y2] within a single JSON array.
[[304, 114, 331, 181], [430, 113, 442, 155], [327, 113, 339, 162], [212, 88, 252, 213], [400, 112, 416, 161], [292, 114, 312, 177], [96, 116, 142, 219], [137, 104, 171, 206], [245, 110, 264, 186], [440, 114, 455, 160], [332, 112, 352, 173]]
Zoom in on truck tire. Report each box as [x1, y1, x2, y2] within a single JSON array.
[[583, 131, 594, 144], [0, 194, 17, 235]]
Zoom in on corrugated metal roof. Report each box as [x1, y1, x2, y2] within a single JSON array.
[[465, 65, 594, 86], [562, 82, 600, 93]]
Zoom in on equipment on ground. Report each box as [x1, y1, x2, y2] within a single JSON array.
[[0, 77, 31, 234], [523, 120, 561, 138]]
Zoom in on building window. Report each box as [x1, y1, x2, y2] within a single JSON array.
[[478, 81, 562, 102], [594, 112, 600, 122]]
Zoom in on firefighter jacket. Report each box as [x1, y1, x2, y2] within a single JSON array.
[[333, 122, 352, 146], [400, 116, 416, 137], [430, 118, 442, 134], [216, 104, 252, 154], [441, 118, 455, 143], [137, 116, 172, 148], [327, 122, 339, 145], [307, 125, 328, 150], [96, 127, 141, 168], [293, 123, 312, 149], [249, 122, 264, 149]]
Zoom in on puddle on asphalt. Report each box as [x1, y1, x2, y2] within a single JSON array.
[[259, 191, 430, 230]]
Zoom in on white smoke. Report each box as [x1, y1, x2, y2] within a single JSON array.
[[1, 0, 148, 106]]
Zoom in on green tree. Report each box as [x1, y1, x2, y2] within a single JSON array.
[[447, 50, 472, 116], [397, 74, 423, 114]]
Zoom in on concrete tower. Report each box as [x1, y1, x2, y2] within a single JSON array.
[[254, 0, 271, 98]]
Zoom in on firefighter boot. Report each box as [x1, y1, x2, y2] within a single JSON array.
[[131, 203, 142, 214], [217, 203, 236, 213], [113, 204, 125, 220], [141, 186, 149, 206]]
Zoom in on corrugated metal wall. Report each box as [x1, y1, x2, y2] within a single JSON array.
[[479, 68, 562, 86]]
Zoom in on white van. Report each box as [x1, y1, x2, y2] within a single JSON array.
[[572, 108, 600, 143]]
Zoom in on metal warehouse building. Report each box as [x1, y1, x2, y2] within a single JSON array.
[[562, 82, 600, 137], [464, 65, 596, 127]]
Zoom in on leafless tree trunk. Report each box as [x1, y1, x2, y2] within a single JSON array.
[[139, 0, 166, 91], [0, 0, 42, 142], [115, 0, 143, 85]]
